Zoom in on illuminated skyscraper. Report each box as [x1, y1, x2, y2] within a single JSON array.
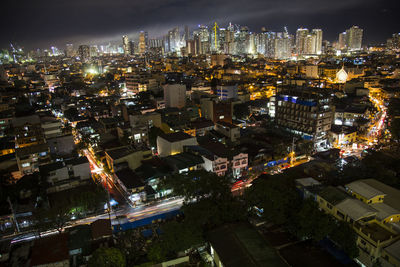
[[296, 28, 309, 55], [387, 33, 400, 50], [65, 44, 74, 57], [78, 45, 90, 62], [345, 26, 363, 51], [122, 35, 130, 55], [274, 32, 292, 59], [312, 29, 323, 54], [139, 31, 148, 55], [89, 45, 99, 57], [338, 32, 347, 49], [296, 28, 322, 55]]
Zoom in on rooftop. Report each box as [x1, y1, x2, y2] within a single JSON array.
[[115, 168, 145, 189], [357, 222, 395, 243], [384, 239, 400, 262], [335, 199, 377, 221], [11, 115, 40, 127], [361, 179, 400, 211], [164, 152, 204, 170], [159, 131, 194, 143], [371, 202, 400, 221], [15, 143, 49, 157], [318, 186, 349, 205], [346, 180, 386, 200], [106, 146, 136, 160], [207, 223, 286, 267], [30, 233, 69, 266], [91, 219, 112, 240]]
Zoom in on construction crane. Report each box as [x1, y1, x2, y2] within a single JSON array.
[[212, 22, 219, 51]]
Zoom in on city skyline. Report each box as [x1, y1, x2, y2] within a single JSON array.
[[2, 0, 399, 49]]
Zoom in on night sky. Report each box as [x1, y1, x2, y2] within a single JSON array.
[[2, 0, 399, 50]]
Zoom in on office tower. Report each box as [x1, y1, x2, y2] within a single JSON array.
[[387, 33, 400, 50], [89, 45, 99, 57], [148, 39, 163, 48], [12, 115, 45, 148], [78, 45, 90, 62], [338, 32, 347, 49], [275, 87, 333, 148], [274, 33, 292, 59], [296, 28, 309, 55], [184, 25, 190, 41], [122, 35, 130, 55], [65, 44, 74, 57], [312, 29, 323, 54], [139, 31, 148, 55], [296, 28, 323, 55], [264, 31, 277, 58], [304, 33, 317, 54], [235, 26, 249, 55], [128, 41, 135, 55], [195, 25, 210, 54], [163, 84, 186, 109], [345, 26, 363, 51], [186, 39, 197, 55], [165, 27, 180, 53]]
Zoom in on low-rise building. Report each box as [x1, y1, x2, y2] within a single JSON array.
[[215, 121, 240, 143], [156, 132, 198, 157], [106, 146, 151, 172], [15, 143, 50, 175]]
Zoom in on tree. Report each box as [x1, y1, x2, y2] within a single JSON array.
[[291, 198, 335, 241], [389, 118, 400, 142], [148, 127, 164, 148], [245, 175, 301, 225], [88, 247, 125, 267], [233, 103, 250, 120], [330, 221, 359, 258]]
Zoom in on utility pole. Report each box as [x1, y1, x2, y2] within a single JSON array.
[[7, 197, 20, 233], [290, 137, 296, 166]]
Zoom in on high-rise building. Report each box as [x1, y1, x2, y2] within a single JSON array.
[[387, 33, 400, 50], [89, 45, 99, 57], [338, 32, 347, 50], [65, 44, 75, 57], [275, 87, 333, 148], [184, 25, 190, 41], [139, 31, 148, 55], [78, 45, 90, 62], [274, 33, 292, 59], [128, 41, 135, 55], [296, 28, 322, 55], [163, 84, 186, 109], [312, 29, 323, 54], [296, 28, 309, 55], [345, 26, 363, 51], [122, 35, 130, 55]]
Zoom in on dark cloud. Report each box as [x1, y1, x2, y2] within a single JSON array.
[[1, 0, 399, 50]]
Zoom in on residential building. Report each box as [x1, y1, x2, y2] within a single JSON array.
[[114, 168, 146, 204], [163, 152, 204, 174], [200, 98, 232, 123], [156, 132, 198, 157], [15, 143, 50, 175], [163, 84, 186, 109], [46, 134, 75, 155], [215, 121, 240, 143], [30, 233, 69, 267], [105, 146, 152, 172], [275, 87, 333, 149], [12, 115, 45, 148]]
